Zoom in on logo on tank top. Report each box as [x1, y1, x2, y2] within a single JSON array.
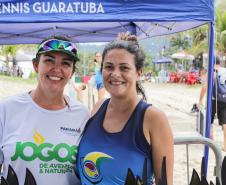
[[80, 152, 113, 183]]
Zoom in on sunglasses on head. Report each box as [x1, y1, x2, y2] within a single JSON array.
[[36, 39, 78, 61]]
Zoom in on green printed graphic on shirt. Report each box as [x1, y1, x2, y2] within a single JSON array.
[[11, 129, 78, 164], [39, 163, 74, 174], [11, 142, 78, 164]]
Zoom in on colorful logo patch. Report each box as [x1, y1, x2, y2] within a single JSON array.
[[80, 152, 113, 183]]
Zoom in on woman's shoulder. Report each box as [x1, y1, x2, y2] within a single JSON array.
[[144, 105, 169, 131], [91, 98, 109, 116], [0, 93, 31, 116], [0, 93, 30, 106], [145, 105, 165, 117]]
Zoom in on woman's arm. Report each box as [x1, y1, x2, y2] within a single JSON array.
[[198, 84, 207, 107], [91, 99, 106, 116], [144, 107, 174, 185]]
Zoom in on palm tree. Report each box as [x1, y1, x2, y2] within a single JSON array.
[[192, 26, 207, 47], [2, 45, 17, 66], [219, 12, 226, 53], [169, 33, 190, 52], [221, 30, 226, 53], [215, 8, 226, 54]]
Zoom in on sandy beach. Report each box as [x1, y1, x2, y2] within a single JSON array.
[[143, 82, 224, 185], [0, 79, 224, 184]]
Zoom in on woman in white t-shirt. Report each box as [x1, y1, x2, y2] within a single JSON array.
[[0, 36, 90, 185]]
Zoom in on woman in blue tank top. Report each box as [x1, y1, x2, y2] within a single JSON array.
[[76, 32, 174, 185]]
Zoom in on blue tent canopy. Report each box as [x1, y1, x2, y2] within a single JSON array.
[[0, 0, 215, 175], [0, 0, 213, 44]]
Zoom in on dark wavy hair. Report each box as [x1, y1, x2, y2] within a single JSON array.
[[101, 32, 147, 101]]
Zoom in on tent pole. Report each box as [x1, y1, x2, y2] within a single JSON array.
[[204, 22, 215, 177], [83, 44, 86, 76], [129, 22, 137, 35]]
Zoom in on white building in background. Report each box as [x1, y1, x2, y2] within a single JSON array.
[[0, 49, 35, 78], [15, 49, 35, 79], [0, 55, 6, 72]]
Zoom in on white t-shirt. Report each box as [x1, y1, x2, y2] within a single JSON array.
[[0, 93, 90, 185], [218, 67, 226, 84]]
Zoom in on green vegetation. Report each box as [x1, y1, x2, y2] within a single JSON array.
[[162, 5, 226, 72], [169, 33, 191, 52], [0, 74, 37, 85]]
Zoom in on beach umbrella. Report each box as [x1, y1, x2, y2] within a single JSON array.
[[153, 57, 173, 64], [171, 51, 194, 60], [171, 51, 194, 70]]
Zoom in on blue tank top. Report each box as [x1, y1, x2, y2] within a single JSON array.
[[76, 99, 154, 185], [95, 69, 103, 85]]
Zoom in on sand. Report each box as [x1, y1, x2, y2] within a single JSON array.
[[143, 82, 224, 185], [0, 79, 224, 185]]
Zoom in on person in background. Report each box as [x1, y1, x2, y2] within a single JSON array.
[[145, 71, 152, 82], [69, 80, 86, 103], [198, 56, 226, 151], [0, 36, 90, 185], [76, 32, 174, 185], [93, 52, 105, 100]]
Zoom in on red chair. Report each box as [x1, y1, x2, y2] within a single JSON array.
[[82, 76, 91, 84], [169, 72, 176, 83], [175, 72, 182, 83], [186, 72, 199, 85], [184, 71, 189, 83]]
